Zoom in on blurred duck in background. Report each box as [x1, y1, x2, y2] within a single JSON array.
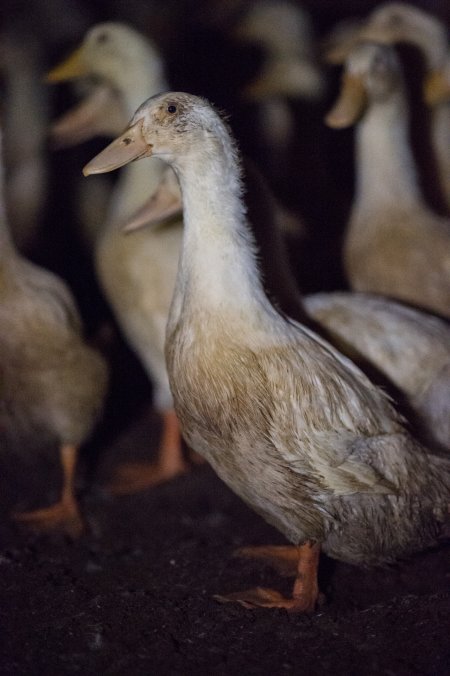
[[324, 2, 450, 213], [325, 42, 450, 318], [234, 0, 325, 150], [47, 22, 190, 494], [0, 127, 108, 537]]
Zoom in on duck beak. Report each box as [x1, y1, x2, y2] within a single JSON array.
[[46, 46, 87, 83], [424, 69, 450, 105], [83, 120, 152, 176], [324, 73, 367, 128], [123, 177, 182, 233], [51, 85, 125, 148]]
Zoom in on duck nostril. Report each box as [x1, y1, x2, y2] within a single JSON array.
[[123, 137, 132, 146]]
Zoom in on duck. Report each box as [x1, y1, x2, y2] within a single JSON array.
[[47, 22, 188, 493], [362, 3, 450, 215], [83, 91, 450, 612], [0, 129, 108, 537], [303, 292, 450, 451], [324, 3, 450, 214], [325, 42, 450, 319]]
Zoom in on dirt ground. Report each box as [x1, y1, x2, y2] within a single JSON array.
[[1, 0, 450, 674], [1, 402, 449, 675]]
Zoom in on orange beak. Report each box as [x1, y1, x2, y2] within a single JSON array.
[[83, 120, 152, 176], [324, 73, 367, 128]]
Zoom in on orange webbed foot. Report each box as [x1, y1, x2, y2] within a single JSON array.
[[214, 586, 318, 613], [107, 457, 190, 495], [215, 542, 322, 614], [12, 499, 84, 539], [107, 408, 198, 495]]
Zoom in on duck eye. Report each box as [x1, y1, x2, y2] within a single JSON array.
[[96, 32, 108, 44], [167, 104, 177, 114]]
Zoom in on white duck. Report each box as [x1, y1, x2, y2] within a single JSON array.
[[0, 129, 108, 537], [325, 42, 450, 318], [47, 22, 188, 492], [364, 3, 450, 214], [84, 91, 450, 612]]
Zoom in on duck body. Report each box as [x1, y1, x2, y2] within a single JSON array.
[[169, 297, 447, 566], [0, 255, 107, 456], [0, 141, 108, 534], [304, 292, 450, 451], [345, 204, 450, 316], [85, 92, 450, 576], [96, 181, 180, 413]]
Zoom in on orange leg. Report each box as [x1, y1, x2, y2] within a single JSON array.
[[13, 444, 84, 538], [108, 408, 191, 495], [233, 545, 301, 576], [214, 542, 322, 613]]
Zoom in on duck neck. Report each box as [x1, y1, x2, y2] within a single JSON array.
[[353, 90, 423, 215], [170, 136, 270, 323]]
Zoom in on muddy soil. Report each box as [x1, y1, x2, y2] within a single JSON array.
[[1, 400, 449, 675]]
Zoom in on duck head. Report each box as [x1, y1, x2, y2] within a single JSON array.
[[83, 92, 228, 176], [324, 4, 448, 107], [325, 43, 402, 128], [47, 23, 166, 146], [47, 22, 164, 91]]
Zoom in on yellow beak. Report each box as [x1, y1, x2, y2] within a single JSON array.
[[324, 73, 367, 128], [46, 47, 87, 83], [83, 119, 152, 176]]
